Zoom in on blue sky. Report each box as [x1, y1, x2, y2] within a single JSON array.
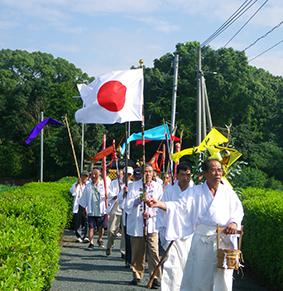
[[0, 0, 282, 77]]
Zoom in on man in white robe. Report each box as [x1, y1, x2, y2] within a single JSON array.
[[125, 164, 163, 288], [80, 168, 106, 248], [106, 167, 134, 257], [159, 163, 194, 291], [106, 169, 124, 256], [69, 171, 90, 242], [147, 159, 244, 291], [117, 167, 134, 264]]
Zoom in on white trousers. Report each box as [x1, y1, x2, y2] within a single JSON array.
[[161, 235, 192, 291]]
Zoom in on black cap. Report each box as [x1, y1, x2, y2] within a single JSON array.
[[81, 171, 89, 177]]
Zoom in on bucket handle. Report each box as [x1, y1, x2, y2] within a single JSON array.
[[216, 225, 244, 250]]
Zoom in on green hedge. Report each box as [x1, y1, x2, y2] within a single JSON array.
[[0, 181, 72, 290], [241, 188, 283, 290]]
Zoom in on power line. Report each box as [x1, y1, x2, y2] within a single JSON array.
[[201, 0, 254, 47], [248, 39, 283, 62], [243, 20, 283, 51], [224, 0, 269, 47], [201, 0, 259, 47]]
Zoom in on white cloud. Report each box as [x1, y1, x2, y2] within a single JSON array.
[[248, 50, 283, 76], [128, 16, 179, 33], [0, 19, 18, 30], [165, 0, 282, 28], [47, 43, 80, 53], [71, 0, 162, 14]]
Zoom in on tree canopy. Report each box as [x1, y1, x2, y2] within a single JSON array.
[[0, 44, 282, 186], [0, 49, 104, 180]]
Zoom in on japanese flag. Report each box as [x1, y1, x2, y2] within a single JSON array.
[[75, 69, 143, 124]]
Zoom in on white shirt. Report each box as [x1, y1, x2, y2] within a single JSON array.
[[79, 180, 106, 216], [164, 181, 244, 241], [125, 179, 163, 237], [106, 178, 123, 215], [117, 180, 133, 225], [158, 180, 194, 246], [69, 180, 89, 213]]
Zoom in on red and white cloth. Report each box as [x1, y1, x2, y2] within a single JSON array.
[[75, 69, 143, 124]]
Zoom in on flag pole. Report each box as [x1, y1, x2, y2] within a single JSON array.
[[139, 58, 147, 238], [64, 115, 81, 181], [102, 134, 108, 208], [40, 111, 44, 182], [124, 122, 129, 266], [113, 139, 121, 191]]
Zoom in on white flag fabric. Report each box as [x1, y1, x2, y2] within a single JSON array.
[[75, 69, 143, 124]]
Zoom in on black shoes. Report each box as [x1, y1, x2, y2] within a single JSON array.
[[88, 243, 94, 248], [129, 278, 140, 285], [106, 248, 111, 256], [151, 278, 160, 289]]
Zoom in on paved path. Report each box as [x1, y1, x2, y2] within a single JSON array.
[[51, 230, 269, 291]]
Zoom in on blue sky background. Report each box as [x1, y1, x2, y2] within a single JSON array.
[[0, 0, 282, 77]]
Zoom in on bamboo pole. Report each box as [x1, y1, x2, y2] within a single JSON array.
[[139, 58, 147, 238], [64, 115, 81, 181]]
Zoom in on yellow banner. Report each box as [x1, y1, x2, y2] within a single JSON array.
[[171, 128, 228, 162]]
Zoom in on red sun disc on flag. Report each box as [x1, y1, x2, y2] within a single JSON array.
[[97, 80, 127, 112]]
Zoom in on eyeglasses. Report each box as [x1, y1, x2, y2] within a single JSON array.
[[208, 168, 223, 174]]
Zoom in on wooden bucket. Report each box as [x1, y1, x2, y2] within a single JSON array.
[[216, 225, 244, 270]]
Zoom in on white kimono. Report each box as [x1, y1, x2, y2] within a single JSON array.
[[117, 180, 133, 226], [159, 181, 194, 291], [125, 179, 163, 237], [69, 180, 89, 213], [79, 181, 106, 216], [106, 179, 123, 215], [164, 182, 244, 291]]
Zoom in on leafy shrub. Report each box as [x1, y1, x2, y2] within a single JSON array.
[[265, 177, 283, 191], [233, 166, 268, 188], [0, 181, 72, 290], [0, 184, 16, 193], [241, 188, 283, 290]]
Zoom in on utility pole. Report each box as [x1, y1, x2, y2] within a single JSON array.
[[196, 46, 202, 146], [201, 75, 207, 140], [40, 111, 44, 182], [170, 53, 179, 170], [203, 80, 213, 130]]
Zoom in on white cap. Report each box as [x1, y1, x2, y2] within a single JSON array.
[[124, 166, 134, 175]]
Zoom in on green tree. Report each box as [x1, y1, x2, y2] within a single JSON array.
[[0, 49, 104, 180], [142, 42, 283, 183]]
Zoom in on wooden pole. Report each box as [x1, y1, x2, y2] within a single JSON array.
[[139, 58, 147, 238], [146, 240, 175, 288], [64, 115, 81, 181], [102, 134, 108, 208]]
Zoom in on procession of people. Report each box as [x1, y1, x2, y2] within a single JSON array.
[[69, 158, 244, 291]]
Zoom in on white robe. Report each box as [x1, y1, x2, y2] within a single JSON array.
[[125, 179, 163, 237], [159, 181, 194, 291], [106, 179, 123, 215], [164, 182, 244, 291], [69, 180, 89, 213], [117, 180, 133, 226], [79, 181, 106, 216]]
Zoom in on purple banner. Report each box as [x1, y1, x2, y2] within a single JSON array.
[[25, 117, 63, 145]]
